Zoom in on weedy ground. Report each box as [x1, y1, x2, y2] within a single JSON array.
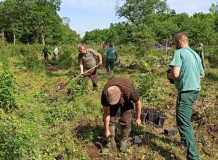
[[0, 44, 217, 160]]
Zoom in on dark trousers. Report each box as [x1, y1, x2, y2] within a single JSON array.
[[176, 91, 200, 160], [44, 54, 48, 60], [109, 102, 134, 138], [84, 68, 98, 91], [106, 58, 115, 72]]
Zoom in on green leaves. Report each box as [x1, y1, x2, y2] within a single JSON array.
[[0, 71, 16, 109], [0, 0, 80, 45], [23, 56, 45, 72], [116, 0, 169, 24]]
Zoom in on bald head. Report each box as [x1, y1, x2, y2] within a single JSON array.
[[174, 33, 189, 49], [77, 44, 87, 55]]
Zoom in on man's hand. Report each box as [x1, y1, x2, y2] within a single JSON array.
[[135, 99, 142, 127], [135, 118, 141, 127], [98, 62, 102, 66]]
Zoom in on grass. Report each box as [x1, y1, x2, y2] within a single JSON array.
[[0, 44, 217, 160]]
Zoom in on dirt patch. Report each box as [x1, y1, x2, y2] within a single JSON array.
[[208, 124, 218, 141], [45, 62, 70, 71], [84, 144, 102, 159], [45, 63, 60, 71]]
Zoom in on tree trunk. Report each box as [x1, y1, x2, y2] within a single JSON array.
[[40, 22, 45, 46], [42, 32, 45, 46]]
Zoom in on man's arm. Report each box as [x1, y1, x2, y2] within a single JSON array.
[[98, 53, 103, 65], [201, 51, 205, 60], [167, 66, 180, 79], [79, 63, 84, 74], [135, 99, 142, 127], [103, 106, 111, 138]]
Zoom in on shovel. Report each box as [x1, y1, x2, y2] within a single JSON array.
[[57, 65, 99, 90]]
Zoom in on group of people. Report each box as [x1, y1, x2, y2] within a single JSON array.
[[77, 33, 205, 160], [42, 45, 60, 61]]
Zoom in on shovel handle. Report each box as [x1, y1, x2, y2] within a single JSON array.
[[65, 65, 99, 85]]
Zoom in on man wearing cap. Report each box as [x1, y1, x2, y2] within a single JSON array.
[[101, 77, 142, 152], [78, 44, 102, 91]]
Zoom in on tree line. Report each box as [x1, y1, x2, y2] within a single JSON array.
[[0, 0, 80, 45], [82, 0, 218, 47], [1, 0, 218, 48]]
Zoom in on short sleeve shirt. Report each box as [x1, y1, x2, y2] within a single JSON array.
[[101, 77, 140, 107], [106, 47, 118, 59], [78, 48, 98, 69], [169, 47, 204, 92]]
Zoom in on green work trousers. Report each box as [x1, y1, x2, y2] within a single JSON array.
[[176, 91, 200, 160], [106, 58, 115, 72]]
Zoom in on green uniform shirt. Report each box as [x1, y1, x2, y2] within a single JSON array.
[[169, 47, 204, 92], [196, 47, 204, 60], [78, 48, 99, 69], [106, 47, 118, 59]]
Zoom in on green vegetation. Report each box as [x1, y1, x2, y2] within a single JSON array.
[[0, 0, 80, 45], [83, 1, 218, 48], [0, 71, 16, 110], [0, 43, 217, 160], [0, 0, 217, 159]]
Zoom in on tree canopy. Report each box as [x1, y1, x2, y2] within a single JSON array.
[[82, 0, 218, 47], [0, 0, 80, 45]]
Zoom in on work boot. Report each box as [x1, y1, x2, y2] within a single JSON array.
[[105, 135, 116, 149], [120, 129, 130, 153], [101, 135, 116, 154], [101, 126, 116, 154], [120, 139, 128, 153]]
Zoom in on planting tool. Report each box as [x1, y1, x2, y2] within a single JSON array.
[[57, 65, 99, 90]]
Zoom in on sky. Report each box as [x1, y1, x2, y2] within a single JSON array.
[[57, 0, 218, 37]]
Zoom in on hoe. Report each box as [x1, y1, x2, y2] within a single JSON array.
[[57, 65, 99, 90]]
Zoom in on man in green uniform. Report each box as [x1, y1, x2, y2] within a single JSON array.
[[105, 44, 118, 74], [196, 43, 205, 69], [78, 44, 102, 91], [167, 33, 204, 160], [101, 77, 142, 152]]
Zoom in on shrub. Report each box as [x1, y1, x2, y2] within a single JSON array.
[[23, 56, 44, 72], [58, 50, 73, 68], [0, 115, 36, 160], [66, 78, 85, 99], [0, 53, 9, 70], [131, 73, 154, 100], [0, 71, 16, 109]]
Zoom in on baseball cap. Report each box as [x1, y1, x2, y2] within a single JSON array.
[[106, 86, 121, 105]]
